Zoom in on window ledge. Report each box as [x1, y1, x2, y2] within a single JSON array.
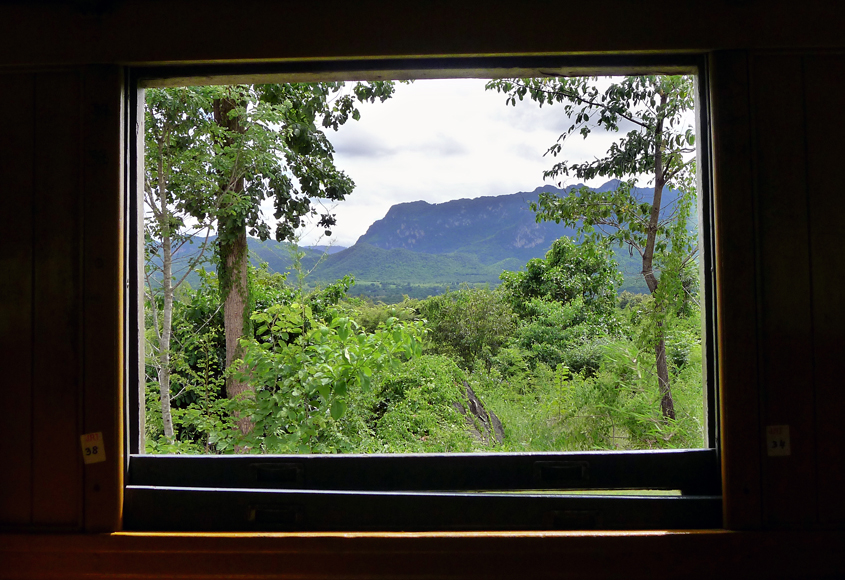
[[2, 530, 843, 579]]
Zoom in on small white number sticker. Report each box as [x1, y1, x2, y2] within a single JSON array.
[[766, 425, 790, 457], [80, 432, 106, 465]]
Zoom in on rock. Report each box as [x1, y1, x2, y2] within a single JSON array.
[[453, 381, 505, 445]]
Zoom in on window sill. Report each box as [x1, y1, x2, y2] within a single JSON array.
[[2, 530, 844, 579]]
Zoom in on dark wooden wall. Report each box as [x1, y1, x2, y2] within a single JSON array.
[[0, 67, 124, 534], [0, 0, 843, 577], [711, 51, 845, 532]]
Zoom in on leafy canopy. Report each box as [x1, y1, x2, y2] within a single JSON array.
[[499, 236, 622, 320], [145, 81, 397, 247]]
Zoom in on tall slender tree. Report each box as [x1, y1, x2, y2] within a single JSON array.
[[145, 88, 216, 441], [487, 75, 697, 419]]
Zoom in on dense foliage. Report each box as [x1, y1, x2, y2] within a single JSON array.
[[145, 250, 704, 453], [145, 82, 398, 436]]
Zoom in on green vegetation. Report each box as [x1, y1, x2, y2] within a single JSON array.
[[145, 82, 398, 436], [148, 186, 660, 301], [487, 75, 697, 419], [145, 243, 704, 453], [244, 187, 658, 297], [144, 75, 704, 455]]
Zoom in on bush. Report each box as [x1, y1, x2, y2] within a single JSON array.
[[417, 286, 517, 369], [144, 251, 705, 456], [509, 298, 615, 375], [236, 303, 426, 453], [348, 297, 420, 334], [500, 236, 622, 320], [370, 355, 480, 453]]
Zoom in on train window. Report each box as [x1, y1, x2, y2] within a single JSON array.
[[124, 56, 720, 531]]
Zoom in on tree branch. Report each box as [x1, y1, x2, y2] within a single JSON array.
[[519, 78, 651, 130], [173, 225, 214, 290]]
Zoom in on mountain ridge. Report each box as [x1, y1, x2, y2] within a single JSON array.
[[154, 181, 671, 300]]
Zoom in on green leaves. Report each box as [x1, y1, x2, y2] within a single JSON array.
[[148, 81, 397, 251], [330, 399, 347, 421], [416, 286, 517, 369], [500, 236, 622, 322], [233, 292, 427, 453], [487, 76, 698, 416], [487, 75, 695, 190]]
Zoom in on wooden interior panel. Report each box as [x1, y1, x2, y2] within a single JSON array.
[[750, 55, 817, 528], [708, 51, 761, 530], [81, 66, 125, 532], [31, 71, 83, 529], [0, 1, 844, 67], [0, 73, 36, 527], [2, 530, 845, 580], [803, 54, 845, 527], [0, 0, 842, 573]]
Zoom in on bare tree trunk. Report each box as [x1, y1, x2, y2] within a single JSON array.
[[220, 226, 253, 436], [156, 156, 176, 441], [655, 333, 675, 420], [644, 243, 675, 421], [158, 232, 175, 440], [213, 94, 254, 437]]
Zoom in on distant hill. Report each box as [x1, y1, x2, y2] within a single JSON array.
[[151, 181, 686, 300], [355, 184, 576, 265], [149, 238, 345, 290], [306, 179, 682, 296], [310, 243, 504, 285]]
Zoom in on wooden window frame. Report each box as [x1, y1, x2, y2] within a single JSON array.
[[123, 54, 721, 533]]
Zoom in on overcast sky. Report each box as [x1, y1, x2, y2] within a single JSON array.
[[273, 78, 635, 247]]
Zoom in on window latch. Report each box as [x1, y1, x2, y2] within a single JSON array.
[[250, 462, 304, 486], [533, 461, 589, 487]]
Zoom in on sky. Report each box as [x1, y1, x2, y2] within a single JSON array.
[[269, 78, 636, 248]]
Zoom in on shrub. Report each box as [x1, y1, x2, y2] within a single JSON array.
[[417, 286, 517, 368], [499, 236, 622, 321], [509, 298, 615, 375], [236, 304, 426, 453], [370, 355, 479, 453], [348, 297, 420, 334]]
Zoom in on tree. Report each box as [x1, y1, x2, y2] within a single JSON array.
[[417, 286, 517, 368], [499, 236, 622, 321], [487, 75, 697, 419], [499, 237, 622, 375], [144, 88, 217, 441], [150, 82, 396, 435]]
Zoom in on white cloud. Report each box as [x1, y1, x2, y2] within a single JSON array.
[[262, 77, 672, 247]]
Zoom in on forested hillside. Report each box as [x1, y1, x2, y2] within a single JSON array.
[[356, 184, 577, 263], [157, 180, 678, 300]]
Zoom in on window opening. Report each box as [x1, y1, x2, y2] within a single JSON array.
[[127, 57, 719, 531]]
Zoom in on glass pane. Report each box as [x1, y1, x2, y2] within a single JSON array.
[[142, 75, 705, 455]]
